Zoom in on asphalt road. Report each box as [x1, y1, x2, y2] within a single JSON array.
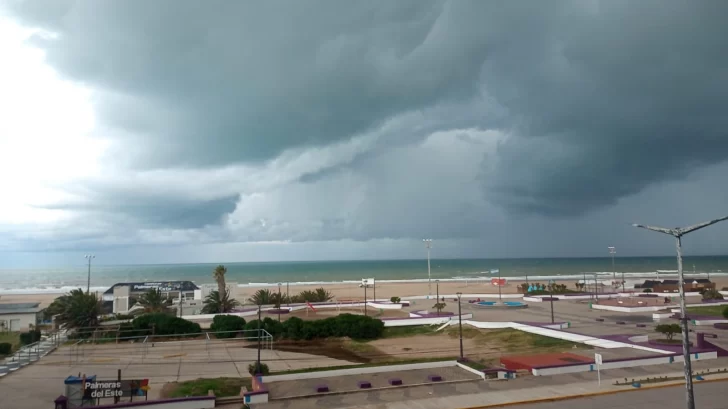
[[504, 380, 727, 409]]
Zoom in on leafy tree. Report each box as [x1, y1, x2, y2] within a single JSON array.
[[202, 289, 241, 314], [433, 302, 447, 314], [212, 265, 228, 301], [390, 296, 401, 303], [655, 323, 681, 341], [722, 306, 728, 319], [210, 315, 246, 338], [51, 288, 102, 330], [248, 289, 273, 305], [138, 288, 171, 313]]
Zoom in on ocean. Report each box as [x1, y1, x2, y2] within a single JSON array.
[[1, 256, 727, 294]]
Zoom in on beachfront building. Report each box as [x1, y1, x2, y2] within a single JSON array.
[[102, 281, 202, 314], [0, 302, 41, 332], [635, 278, 715, 293]]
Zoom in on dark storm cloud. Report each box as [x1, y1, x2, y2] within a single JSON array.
[[5, 0, 728, 224]]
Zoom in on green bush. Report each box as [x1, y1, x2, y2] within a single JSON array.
[[248, 362, 270, 375], [132, 313, 201, 336], [19, 330, 41, 346], [723, 306, 728, 319], [643, 288, 653, 293], [701, 289, 724, 301], [210, 315, 246, 338], [0, 342, 12, 355], [655, 323, 681, 341], [390, 296, 401, 303]]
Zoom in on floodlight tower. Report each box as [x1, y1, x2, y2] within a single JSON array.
[[633, 215, 728, 409], [423, 239, 433, 296], [84, 254, 95, 294]]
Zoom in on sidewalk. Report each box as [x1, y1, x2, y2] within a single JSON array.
[[253, 360, 728, 409]]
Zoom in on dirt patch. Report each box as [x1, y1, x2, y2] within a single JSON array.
[[261, 339, 372, 363]]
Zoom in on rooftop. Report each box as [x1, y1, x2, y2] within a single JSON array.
[[0, 302, 42, 314], [103, 281, 200, 294]]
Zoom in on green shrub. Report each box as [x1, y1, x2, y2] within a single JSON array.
[[0, 342, 12, 355], [19, 330, 41, 346], [655, 323, 681, 340], [701, 289, 724, 301], [390, 296, 401, 303], [248, 362, 270, 375], [643, 288, 653, 293], [723, 306, 728, 319], [210, 315, 246, 338], [132, 313, 201, 336]]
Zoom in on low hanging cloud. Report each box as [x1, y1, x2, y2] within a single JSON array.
[[2, 0, 728, 259]]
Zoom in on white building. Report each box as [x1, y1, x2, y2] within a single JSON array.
[[0, 302, 41, 332]]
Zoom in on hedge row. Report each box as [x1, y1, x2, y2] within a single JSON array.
[[244, 314, 384, 341], [132, 313, 202, 336], [210, 315, 247, 338], [20, 330, 41, 346], [0, 342, 12, 355]]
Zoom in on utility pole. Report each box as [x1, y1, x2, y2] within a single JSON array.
[[633, 215, 728, 409], [456, 292, 463, 360], [548, 279, 555, 324], [435, 280, 440, 316], [423, 239, 433, 297], [609, 246, 616, 284], [256, 302, 262, 374], [277, 283, 282, 322], [84, 255, 95, 294]]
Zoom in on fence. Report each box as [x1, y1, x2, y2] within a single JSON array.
[[67, 329, 274, 365]]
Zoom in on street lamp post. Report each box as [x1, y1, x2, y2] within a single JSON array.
[[286, 281, 289, 307], [609, 246, 616, 284], [456, 292, 463, 360], [363, 283, 367, 317], [633, 215, 728, 409], [256, 302, 262, 374], [423, 239, 433, 297], [277, 283, 282, 322], [435, 280, 440, 316], [548, 279, 555, 324], [84, 255, 95, 294]]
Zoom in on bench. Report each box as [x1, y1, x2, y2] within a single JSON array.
[[315, 385, 329, 393], [389, 378, 402, 386], [616, 321, 626, 325], [428, 375, 443, 382], [595, 318, 604, 322], [358, 381, 371, 389], [636, 324, 646, 328]]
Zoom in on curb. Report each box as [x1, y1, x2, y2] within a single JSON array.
[[458, 376, 728, 409]]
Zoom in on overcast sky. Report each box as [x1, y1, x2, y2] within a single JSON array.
[[1, 1, 728, 268]]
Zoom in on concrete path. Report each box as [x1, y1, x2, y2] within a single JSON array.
[[255, 359, 728, 409]]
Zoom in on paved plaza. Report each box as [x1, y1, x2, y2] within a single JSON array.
[[0, 338, 355, 409]]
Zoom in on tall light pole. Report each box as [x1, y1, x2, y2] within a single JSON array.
[[256, 301, 262, 374], [277, 283, 282, 322], [456, 292, 463, 360], [548, 279, 555, 324], [423, 239, 433, 297], [435, 280, 440, 316], [609, 246, 616, 284], [633, 215, 728, 409], [84, 255, 95, 294]]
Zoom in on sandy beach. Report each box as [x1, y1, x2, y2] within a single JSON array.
[[2, 276, 727, 308]]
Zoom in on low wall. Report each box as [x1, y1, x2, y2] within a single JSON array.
[[653, 312, 673, 320], [693, 318, 728, 326], [403, 294, 524, 301], [531, 351, 718, 376], [383, 313, 473, 327], [262, 361, 458, 383], [92, 397, 215, 409]]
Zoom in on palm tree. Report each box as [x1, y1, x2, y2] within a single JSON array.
[[202, 289, 241, 314], [314, 288, 334, 302], [53, 289, 101, 330], [138, 288, 170, 313], [248, 289, 273, 305], [212, 265, 228, 298]]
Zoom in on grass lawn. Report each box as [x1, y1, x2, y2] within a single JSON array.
[[686, 305, 728, 317], [161, 377, 252, 398], [379, 325, 436, 339]]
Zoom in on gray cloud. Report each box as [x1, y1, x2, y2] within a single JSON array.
[[2, 0, 728, 262]]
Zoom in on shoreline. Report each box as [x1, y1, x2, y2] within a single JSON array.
[[1, 272, 726, 296]]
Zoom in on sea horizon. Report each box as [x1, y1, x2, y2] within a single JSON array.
[[1, 255, 727, 294]]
